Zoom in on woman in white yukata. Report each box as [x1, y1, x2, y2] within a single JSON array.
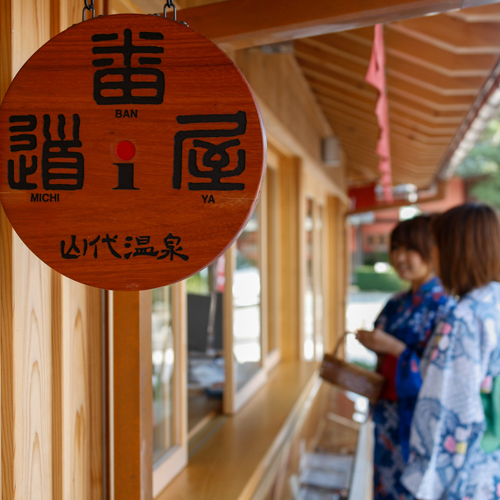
[[402, 203, 500, 500]]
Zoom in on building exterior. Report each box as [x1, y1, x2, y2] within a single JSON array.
[[2, 1, 500, 499]]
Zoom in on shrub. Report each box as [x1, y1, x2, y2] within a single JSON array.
[[355, 265, 407, 292]]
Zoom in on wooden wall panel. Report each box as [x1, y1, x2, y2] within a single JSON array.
[[59, 0, 105, 31], [61, 279, 102, 500], [0, 0, 11, 100], [2, 2, 104, 500], [1, 229, 55, 499], [11, 0, 51, 75], [14, 247, 54, 499], [232, 49, 347, 200], [234, 51, 330, 165], [2, 2, 54, 499]]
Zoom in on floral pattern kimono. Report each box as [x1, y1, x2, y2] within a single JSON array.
[[373, 277, 455, 500], [402, 282, 500, 500]]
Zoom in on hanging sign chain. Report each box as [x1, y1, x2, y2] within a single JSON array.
[[163, 1, 177, 21], [82, 0, 95, 22]]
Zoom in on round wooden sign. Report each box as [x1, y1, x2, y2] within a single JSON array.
[[0, 14, 266, 290]]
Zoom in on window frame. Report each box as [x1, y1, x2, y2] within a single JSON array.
[[302, 176, 329, 361], [152, 281, 188, 497]]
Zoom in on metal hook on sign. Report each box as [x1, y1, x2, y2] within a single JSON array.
[[163, 0, 177, 21], [82, 0, 95, 22]]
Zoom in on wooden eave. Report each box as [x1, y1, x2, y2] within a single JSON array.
[[117, 0, 500, 190]]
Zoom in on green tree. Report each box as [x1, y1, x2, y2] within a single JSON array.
[[457, 117, 500, 178], [470, 170, 500, 210], [456, 115, 500, 209]]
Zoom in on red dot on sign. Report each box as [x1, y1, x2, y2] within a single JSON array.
[[116, 141, 135, 161]]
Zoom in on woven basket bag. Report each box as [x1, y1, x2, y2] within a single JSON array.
[[319, 332, 386, 403]]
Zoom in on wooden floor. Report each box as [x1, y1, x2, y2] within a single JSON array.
[[157, 361, 319, 500], [188, 389, 223, 435]]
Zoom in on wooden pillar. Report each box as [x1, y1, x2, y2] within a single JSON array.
[[1, 2, 104, 499], [279, 156, 302, 361], [327, 196, 347, 353], [113, 291, 153, 500]]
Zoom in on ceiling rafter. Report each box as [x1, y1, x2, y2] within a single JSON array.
[[389, 15, 500, 55], [338, 28, 495, 77]]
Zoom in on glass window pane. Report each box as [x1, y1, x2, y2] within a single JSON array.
[[304, 198, 315, 361], [152, 286, 175, 463], [234, 206, 262, 390], [186, 262, 224, 433]]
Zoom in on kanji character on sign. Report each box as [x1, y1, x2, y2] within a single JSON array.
[[173, 111, 247, 191], [92, 29, 165, 105], [157, 233, 189, 261]]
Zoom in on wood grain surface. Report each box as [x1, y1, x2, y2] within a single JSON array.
[[1, 2, 104, 499], [113, 290, 152, 499], [0, 14, 266, 290]]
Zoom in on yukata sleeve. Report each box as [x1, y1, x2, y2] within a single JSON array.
[[395, 297, 456, 462], [374, 296, 396, 331], [401, 313, 494, 500], [396, 296, 456, 401], [395, 349, 421, 399]]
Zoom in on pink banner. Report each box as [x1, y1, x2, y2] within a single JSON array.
[[365, 24, 393, 203]]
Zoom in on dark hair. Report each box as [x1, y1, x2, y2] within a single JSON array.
[[433, 203, 500, 297], [390, 215, 434, 263]]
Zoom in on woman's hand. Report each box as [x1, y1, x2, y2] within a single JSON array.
[[356, 328, 407, 357]]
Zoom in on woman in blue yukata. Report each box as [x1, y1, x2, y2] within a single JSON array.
[[402, 204, 500, 500], [357, 215, 456, 500]]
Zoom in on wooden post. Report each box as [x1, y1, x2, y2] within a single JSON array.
[[113, 291, 153, 500], [279, 156, 302, 361]]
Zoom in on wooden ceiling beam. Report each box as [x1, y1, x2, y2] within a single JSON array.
[[390, 160, 440, 175], [390, 167, 436, 180], [299, 35, 372, 68], [346, 166, 380, 185], [343, 148, 380, 163], [386, 82, 472, 111], [297, 54, 476, 110], [324, 111, 379, 134], [176, 0, 484, 50], [333, 123, 447, 153], [392, 157, 443, 169], [448, 3, 500, 22], [345, 161, 435, 187], [338, 28, 495, 77], [300, 63, 377, 100], [390, 132, 448, 149], [389, 94, 467, 118], [313, 86, 466, 133], [344, 150, 380, 164], [319, 99, 454, 141], [310, 80, 458, 131], [346, 162, 379, 180], [295, 42, 483, 97], [387, 58, 483, 97], [341, 139, 380, 156], [390, 14, 500, 54], [338, 135, 378, 149], [389, 111, 458, 133], [391, 159, 443, 171], [307, 77, 376, 107], [389, 99, 464, 124], [308, 77, 465, 125], [391, 143, 445, 157]]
